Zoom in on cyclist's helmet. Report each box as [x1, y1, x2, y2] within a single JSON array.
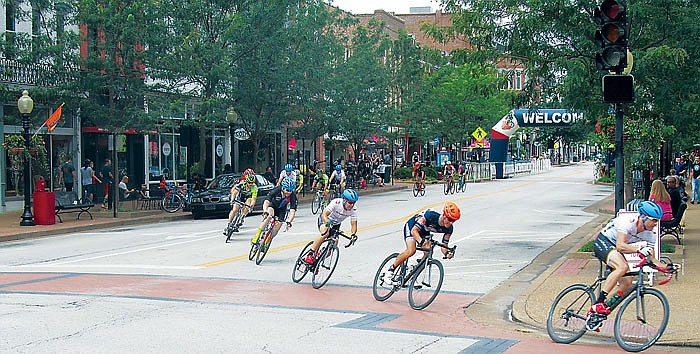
[[638, 201, 663, 219], [244, 173, 256, 183], [342, 189, 359, 202], [446, 160, 452, 165], [281, 177, 296, 191], [335, 164, 342, 171], [243, 168, 255, 177], [443, 201, 461, 221], [284, 164, 294, 172]]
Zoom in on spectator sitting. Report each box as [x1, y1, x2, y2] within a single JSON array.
[[119, 176, 143, 200], [190, 172, 208, 191], [666, 176, 688, 216], [649, 179, 673, 221]]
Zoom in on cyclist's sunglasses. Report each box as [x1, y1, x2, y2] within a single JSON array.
[[344, 199, 355, 205]]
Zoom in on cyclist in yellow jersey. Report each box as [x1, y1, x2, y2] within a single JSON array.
[[224, 173, 258, 234], [312, 170, 330, 202]]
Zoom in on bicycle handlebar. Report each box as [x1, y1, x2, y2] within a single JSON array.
[[634, 254, 678, 285], [334, 231, 357, 248]]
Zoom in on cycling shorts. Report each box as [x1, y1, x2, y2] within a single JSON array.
[[593, 233, 616, 263]]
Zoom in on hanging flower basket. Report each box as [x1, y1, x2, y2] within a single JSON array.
[[10, 147, 25, 155]]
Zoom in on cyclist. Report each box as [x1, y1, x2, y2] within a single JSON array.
[[304, 189, 359, 264], [383, 202, 460, 284], [224, 173, 258, 234], [251, 177, 298, 247], [329, 164, 346, 194], [590, 201, 670, 315], [294, 167, 304, 194], [412, 161, 425, 190], [311, 168, 330, 202], [237, 168, 256, 183], [276, 163, 297, 187], [443, 161, 455, 186]]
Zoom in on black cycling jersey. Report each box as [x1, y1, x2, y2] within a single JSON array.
[[266, 186, 298, 211]]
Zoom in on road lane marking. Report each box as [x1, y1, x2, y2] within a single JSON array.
[[195, 181, 538, 268], [48, 232, 221, 265]]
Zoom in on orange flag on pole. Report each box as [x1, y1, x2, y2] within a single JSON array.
[[45, 103, 64, 132]]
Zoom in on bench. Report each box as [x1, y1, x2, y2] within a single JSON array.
[[54, 191, 94, 223], [661, 202, 686, 245], [138, 189, 165, 210]]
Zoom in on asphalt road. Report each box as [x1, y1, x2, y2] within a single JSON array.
[[7, 163, 672, 354]]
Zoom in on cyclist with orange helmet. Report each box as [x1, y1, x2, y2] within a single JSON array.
[[384, 201, 460, 282]]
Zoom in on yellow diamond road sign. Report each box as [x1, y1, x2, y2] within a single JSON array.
[[472, 127, 487, 142]]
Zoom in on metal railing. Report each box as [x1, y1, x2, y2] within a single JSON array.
[[0, 58, 75, 87]]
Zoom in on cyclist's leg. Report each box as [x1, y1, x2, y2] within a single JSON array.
[[392, 224, 418, 270], [593, 234, 632, 307], [252, 206, 274, 243], [227, 202, 240, 223], [269, 208, 287, 241]]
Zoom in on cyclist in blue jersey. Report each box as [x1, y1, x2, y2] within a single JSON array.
[[382, 202, 460, 284]]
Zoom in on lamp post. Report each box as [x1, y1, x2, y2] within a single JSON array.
[[18, 90, 35, 226], [226, 108, 238, 172]]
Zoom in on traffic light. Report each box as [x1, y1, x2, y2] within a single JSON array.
[[593, 0, 628, 72]]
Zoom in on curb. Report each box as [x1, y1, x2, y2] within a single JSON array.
[[0, 184, 407, 243]]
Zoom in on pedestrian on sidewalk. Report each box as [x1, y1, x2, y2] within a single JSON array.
[[101, 159, 113, 209], [80, 159, 101, 203], [690, 155, 700, 204], [60, 158, 76, 192]]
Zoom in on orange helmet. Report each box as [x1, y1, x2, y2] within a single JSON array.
[[443, 202, 461, 221]]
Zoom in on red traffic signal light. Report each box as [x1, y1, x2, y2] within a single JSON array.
[[593, 0, 628, 72]]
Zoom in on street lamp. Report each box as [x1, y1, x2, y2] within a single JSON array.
[[18, 90, 35, 226], [226, 108, 238, 171]]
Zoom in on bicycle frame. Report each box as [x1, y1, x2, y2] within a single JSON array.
[[397, 236, 454, 287]]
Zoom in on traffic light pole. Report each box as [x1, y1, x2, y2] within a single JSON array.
[[614, 103, 624, 213]]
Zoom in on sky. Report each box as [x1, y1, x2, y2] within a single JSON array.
[[326, 0, 441, 15]]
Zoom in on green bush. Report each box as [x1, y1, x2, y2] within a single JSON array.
[[578, 240, 674, 253], [394, 167, 412, 179]]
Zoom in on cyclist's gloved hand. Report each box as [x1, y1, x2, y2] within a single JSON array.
[[262, 212, 269, 219], [325, 220, 333, 228], [666, 263, 680, 273], [639, 246, 654, 257], [286, 221, 292, 228]]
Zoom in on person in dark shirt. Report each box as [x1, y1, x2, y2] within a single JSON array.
[[382, 202, 460, 283], [690, 155, 700, 204], [666, 176, 687, 215], [250, 177, 298, 247], [263, 166, 276, 184]]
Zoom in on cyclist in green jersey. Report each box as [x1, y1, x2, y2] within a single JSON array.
[[224, 173, 258, 234], [312, 170, 330, 202]]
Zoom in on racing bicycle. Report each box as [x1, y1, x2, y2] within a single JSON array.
[[443, 176, 455, 195], [546, 254, 678, 352], [292, 229, 357, 289], [372, 233, 456, 310], [412, 177, 425, 197], [224, 200, 250, 243], [310, 187, 327, 214], [248, 214, 287, 265]]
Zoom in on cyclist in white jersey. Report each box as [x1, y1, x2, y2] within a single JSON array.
[[590, 201, 670, 315], [303, 189, 358, 264], [276, 163, 298, 187]]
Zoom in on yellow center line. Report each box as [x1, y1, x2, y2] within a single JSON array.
[[195, 177, 555, 268]]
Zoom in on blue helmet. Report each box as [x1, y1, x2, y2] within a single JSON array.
[[638, 201, 663, 219], [281, 177, 296, 191], [341, 189, 358, 202], [284, 164, 294, 172], [335, 164, 342, 171]]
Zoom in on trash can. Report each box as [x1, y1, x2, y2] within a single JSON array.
[[34, 191, 56, 225]]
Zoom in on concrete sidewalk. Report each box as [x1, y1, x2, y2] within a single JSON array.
[[0, 183, 407, 243], [504, 194, 699, 347]]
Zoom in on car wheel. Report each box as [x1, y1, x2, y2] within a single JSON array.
[[192, 212, 202, 220]]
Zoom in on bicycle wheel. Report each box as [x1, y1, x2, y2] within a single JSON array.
[[248, 241, 259, 261], [408, 259, 444, 310], [546, 284, 595, 344], [224, 222, 234, 243], [373, 253, 400, 301], [292, 241, 314, 283], [311, 194, 321, 214], [312, 243, 339, 289], [161, 192, 182, 213], [443, 182, 449, 195], [255, 228, 274, 265], [450, 181, 456, 194], [420, 184, 425, 196], [614, 288, 669, 352], [413, 182, 419, 197]]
